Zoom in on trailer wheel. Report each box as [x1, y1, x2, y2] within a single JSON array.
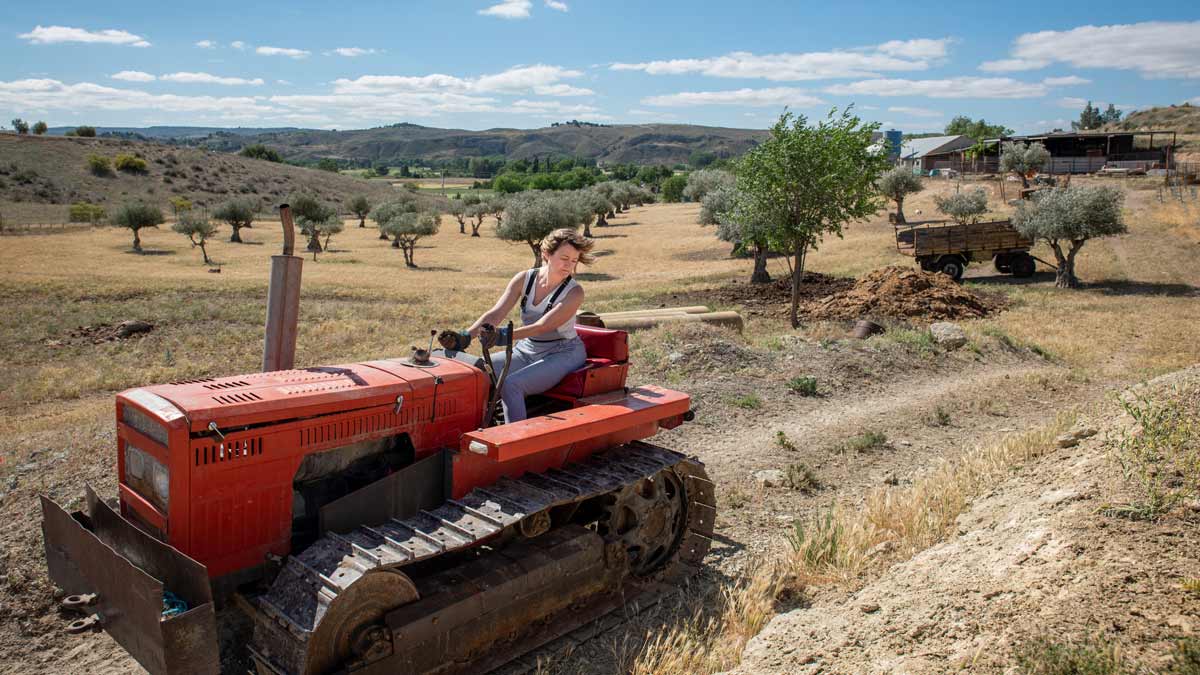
[[1010, 253, 1035, 278], [994, 253, 1012, 274], [934, 256, 965, 281]]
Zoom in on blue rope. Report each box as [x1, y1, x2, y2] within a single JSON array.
[[162, 591, 188, 618]]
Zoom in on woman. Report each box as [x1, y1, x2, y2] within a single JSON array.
[[466, 228, 595, 423]]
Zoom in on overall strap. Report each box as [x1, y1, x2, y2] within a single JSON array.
[[519, 268, 538, 311], [541, 275, 574, 317]]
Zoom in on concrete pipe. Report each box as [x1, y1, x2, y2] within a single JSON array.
[[594, 306, 711, 319], [598, 311, 743, 333]]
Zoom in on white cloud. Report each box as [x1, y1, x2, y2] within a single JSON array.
[[643, 87, 825, 107], [0, 79, 273, 116], [509, 99, 599, 114], [479, 0, 532, 18], [545, 0, 569, 10], [330, 47, 378, 57], [978, 58, 1048, 72], [230, 40, 246, 50], [195, 39, 216, 49], [277, 79, 292, 86], [612, 38, 952, 81], [825, 77, 1048, 99], [1042, 75, 1091, 86], [18, 25, 151, 48], [160, 72, 265, 86], [887, 106, 942, 118], [1034, 118, 1070, 129], [111, 70, 156, 82], [997, 21, 1200, 79], [256, 46, 309, 59], [333, 64, 592, 97]]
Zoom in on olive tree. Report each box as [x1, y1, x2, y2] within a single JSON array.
[[715, 191, 775, 284], [999, 141, 1050, 189], [377, 207, 439, 267], [683, 168, 735, 203], [594, 181, 617, 220], [289, 193, 337, 257], [321, 218, 345, 251], [498, 192, 579, 267], [934, 188, 989, 225], [487, 196, 508, 231], [172, 212, 219, 264], [374, 193, 417, 241], [737, 109, 890, 327], [348, 195, 371, 228], [448, 198, 468, 234], [213, 198, 257, 243], [466, 201, 489, 237], [1012, 185, 1126, 288], [877, 167, 923, 224], [112, 202, 164, 252], [574, 188, 609, 237]]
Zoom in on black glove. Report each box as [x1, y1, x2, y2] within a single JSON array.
[[437, 329, 471, 352], [479, 324, 512, 349]]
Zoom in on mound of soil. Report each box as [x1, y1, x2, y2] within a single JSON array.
[[708, 272, 856, 314], [802, 266, 1001, 322]]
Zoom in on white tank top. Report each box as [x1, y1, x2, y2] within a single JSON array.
[[520, 269, 579, 342]]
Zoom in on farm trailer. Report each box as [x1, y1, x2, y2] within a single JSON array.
[[894, 219, 1037, 281]]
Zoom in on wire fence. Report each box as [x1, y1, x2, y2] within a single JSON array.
[[0, 221, 97, 236]]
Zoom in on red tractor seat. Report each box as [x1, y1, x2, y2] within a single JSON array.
[[543, 325, 629, 400]]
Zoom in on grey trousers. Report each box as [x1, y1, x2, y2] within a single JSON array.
[[489, 337, 587, 422]]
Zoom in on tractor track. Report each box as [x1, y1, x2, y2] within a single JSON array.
[[249, 441, 715, 674]]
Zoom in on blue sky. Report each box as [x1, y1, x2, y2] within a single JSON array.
[[1, 1, 1197, 135]]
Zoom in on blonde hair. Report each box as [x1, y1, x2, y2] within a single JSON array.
[[540, 228, 596, 265]]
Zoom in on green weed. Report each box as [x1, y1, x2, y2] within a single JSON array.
[[1103, 391, 1199, 521], [786, 376, 819, 396], [729, 393, 763, 410], [775, 430, 798, 452], [1014, 634, 1127, 675], [841, 430, 888, 453], [784, 463, 821, 493]]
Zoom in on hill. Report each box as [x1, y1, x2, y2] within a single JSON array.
[[46, 126, 305, 140], [185, 122, 769, 166], [1109, 103, 1200, 134], [0, 134, 400, 223]]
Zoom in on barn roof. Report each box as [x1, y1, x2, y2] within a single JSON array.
[[899, 134, 974, 160]]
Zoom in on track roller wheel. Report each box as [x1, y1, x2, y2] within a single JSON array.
[[304, 569, 418, 675]]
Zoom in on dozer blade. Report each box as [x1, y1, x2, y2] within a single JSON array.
[[40, 485, 220, 675]]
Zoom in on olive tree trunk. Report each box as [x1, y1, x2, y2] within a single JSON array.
[[456, 216, 465, 234], [789, 241, 810, 328], [894, 197, 906, 224], [230, 225, 243, 243], [358, 216, 366, 228], [529, 242, 542, 268], [199, 242, 210, 265], [750, 241, 771, 284], [471, 217, 483, 237], [1050, 239, 1086, 289], [132, 228, 142, 252], [596, 213, 607, 227], [307, 232, 322, 253]]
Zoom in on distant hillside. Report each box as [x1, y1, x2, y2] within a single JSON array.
[[0, 134, 399, 217], [190, 122, 769, 166], [46, 126, 305, 140], [1108, 104, 1200, 134]]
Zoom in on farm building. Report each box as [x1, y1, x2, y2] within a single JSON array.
[[897, 135, 975, 173], [981, 130, 1178, 174]]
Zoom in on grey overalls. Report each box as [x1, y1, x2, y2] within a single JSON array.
[[488, 269, 586, 422]]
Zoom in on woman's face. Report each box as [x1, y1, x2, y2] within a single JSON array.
[[543, 243, 581, 278]]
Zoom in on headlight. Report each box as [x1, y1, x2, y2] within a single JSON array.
[[125, 443, 169, 513]]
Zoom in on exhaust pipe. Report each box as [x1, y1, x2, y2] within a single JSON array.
[[262, 204, 303, 372]]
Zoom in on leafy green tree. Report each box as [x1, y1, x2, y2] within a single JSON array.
[[348, 195, 371, 228], [87, 154, 112, 176], [374, 202, 439, 267], [736, 108, 890, 327], [112, 202, 165, 252], [172, 212, 219, 264], [492, 173, 527, 194], [497, 192, 580, 267], [999, 141, 1051, 189], [943, 116, 1013, 141], [213, 198, 257, 242], [689, 149, 718, 168], [32, 121, 48, 135], [660, 175, 688, 203], [239, 144, 282, 162], [1101, 104, 1123, 125], [683, 168, 735, 203], [11, 118, 29, 134], [699, 186, 735, 226], [1012, 186, 1126, 288], [372, 162, 391, 177], [115, 154, 148, 174], [374, 192, 417, 240], [315, 158, 340, 172], [74, 126, 96, 137], [934, 188, 989, 225], [1071, 101, 1103, 131], [877, 167, 924, 224]]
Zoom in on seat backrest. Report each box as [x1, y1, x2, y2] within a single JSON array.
[[575, 325, 628, 362]]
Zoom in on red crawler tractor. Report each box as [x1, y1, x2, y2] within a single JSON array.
[[39, 207, 715, 675]]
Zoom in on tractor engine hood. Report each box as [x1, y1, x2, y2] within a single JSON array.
[[129, 356, 484, 434]]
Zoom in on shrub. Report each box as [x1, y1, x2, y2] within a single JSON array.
[[239, 144, 282, 163], [68, 202, 106, 224], [112, 202, 164, 252], [786, 376, 819, 396], [11, 118, 29, 134], [115, 154, 148, 174], [660, 174, 688, 203], [74, 126, 97, 137], [1013, 635, 1126, 675], [934, 188, 988, 225], [32, 121, 48, 135], [784, 463, 821, 493], [87, 154, 112, 176], [729, 393, 763, 410], [841, 430, 888, 453]]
